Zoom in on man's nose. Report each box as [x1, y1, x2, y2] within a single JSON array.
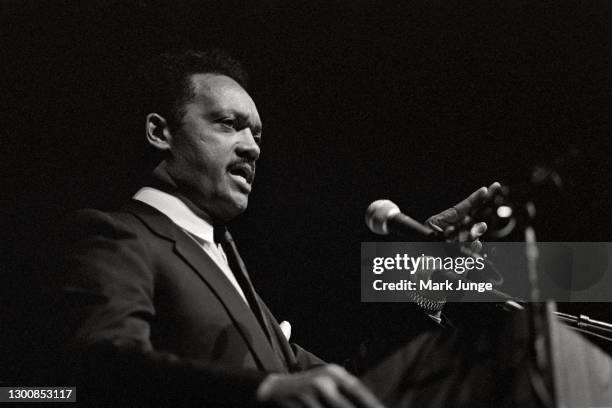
[[236, 128, 261, 160]]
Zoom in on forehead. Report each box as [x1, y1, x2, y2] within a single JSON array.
[[188, 73, 259, 118]]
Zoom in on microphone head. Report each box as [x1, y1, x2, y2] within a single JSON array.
[[365, 199, 401, 235]]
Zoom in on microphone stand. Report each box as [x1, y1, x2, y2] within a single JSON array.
[[554, 312, 612, 343], [524, 214, 557, 408]]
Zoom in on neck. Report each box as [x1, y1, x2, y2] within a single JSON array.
[[150, 162, 216, 225]]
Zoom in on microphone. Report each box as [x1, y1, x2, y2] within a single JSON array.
[[365, 199, 438, 240], [365, 198, 492, 263], [365, 199, 523, 311]]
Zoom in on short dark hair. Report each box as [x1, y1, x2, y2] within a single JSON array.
[[135, 49, 249, 130]]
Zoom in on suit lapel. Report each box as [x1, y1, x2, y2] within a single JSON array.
[[123, 199, 285, 372]]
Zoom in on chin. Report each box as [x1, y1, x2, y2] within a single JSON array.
[[219, 196, 249, 222]]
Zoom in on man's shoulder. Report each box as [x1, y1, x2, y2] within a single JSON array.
[[60, 206, 138, 235], [56, 200, 164, 240], [59, 200, 186, 247]]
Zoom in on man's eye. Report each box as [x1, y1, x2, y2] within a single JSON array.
[[219, 119, 236, 129]]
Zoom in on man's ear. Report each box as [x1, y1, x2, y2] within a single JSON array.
[[145, 113, 173, 151]]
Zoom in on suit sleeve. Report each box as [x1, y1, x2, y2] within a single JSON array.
[[43, 209, 267, 407]]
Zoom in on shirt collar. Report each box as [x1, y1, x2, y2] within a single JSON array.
[[133, 187, 214, 244]]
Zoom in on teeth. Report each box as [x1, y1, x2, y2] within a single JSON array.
[[230, 169, 248, 182], [230, 165, 251, 183]]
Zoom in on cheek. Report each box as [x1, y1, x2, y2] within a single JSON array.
[[196, 142, 230, 172], [183, 142, 214, 170], [172, 135, 230, 183]]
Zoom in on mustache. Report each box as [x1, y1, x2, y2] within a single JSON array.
[[230, 158, 256, 172], [228, 158, 256, 184]]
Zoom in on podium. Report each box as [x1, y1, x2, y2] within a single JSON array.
[[549, 307, 612, 407], [360, 303, 612, 407]]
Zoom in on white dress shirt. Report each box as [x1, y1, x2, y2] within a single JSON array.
[[133, 187, 249, 305]]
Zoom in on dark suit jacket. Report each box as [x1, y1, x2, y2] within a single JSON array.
[[42, 199, 323, 406]]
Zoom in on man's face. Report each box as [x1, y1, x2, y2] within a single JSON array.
[[166, 73, 262, 222]]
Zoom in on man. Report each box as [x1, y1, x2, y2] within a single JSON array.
[[44, 50, 498, 407]]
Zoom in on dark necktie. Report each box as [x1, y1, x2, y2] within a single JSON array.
[[213, 226, 275, 343], [213, 227, 293, 370]]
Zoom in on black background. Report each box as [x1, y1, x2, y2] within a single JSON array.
[[3, 0, 612, 365]]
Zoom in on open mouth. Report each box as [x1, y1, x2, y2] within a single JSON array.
[[228, 162, 255, 184]]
